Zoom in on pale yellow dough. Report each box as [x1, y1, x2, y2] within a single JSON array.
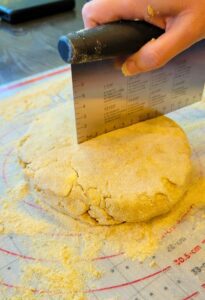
[[18, 103, 192, 225]]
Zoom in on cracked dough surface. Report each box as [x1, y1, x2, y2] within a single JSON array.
[[18, 103, 192, 225]]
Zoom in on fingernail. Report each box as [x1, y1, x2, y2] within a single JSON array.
[[122, 60, 140, 76]]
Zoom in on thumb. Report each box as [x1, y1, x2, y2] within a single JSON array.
[[122, 16, 199, 76]]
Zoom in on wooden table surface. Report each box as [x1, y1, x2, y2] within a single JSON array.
[[0, 0, 84, 86]]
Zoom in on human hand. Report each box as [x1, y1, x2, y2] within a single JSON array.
[[82, 0, 205, 76]]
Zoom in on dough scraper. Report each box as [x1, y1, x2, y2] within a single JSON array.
[[58, 20, 205, 143]]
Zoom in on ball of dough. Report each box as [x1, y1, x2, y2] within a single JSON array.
[[18, 104, 192, 225]]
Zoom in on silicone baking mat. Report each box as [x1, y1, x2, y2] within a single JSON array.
[[0, 66, 205, 300]]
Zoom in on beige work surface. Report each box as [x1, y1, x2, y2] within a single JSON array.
[[0, 67, 205, 300]]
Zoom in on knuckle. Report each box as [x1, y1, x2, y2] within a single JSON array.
[[142, 47, 164, 70]]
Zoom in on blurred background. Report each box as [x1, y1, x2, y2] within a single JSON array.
[[0, 0, 84, 85]]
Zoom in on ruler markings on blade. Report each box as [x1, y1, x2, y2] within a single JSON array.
[[72, 41, 205, 143]]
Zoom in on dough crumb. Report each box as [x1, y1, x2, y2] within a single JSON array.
[[147, 4, 156, 17]]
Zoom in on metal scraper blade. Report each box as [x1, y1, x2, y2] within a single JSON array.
[[71, 40, 205, 143]]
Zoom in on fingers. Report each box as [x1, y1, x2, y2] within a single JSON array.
[[122, 15, 200, 76], [82, 0, 145, 28], [82, 0, 205, 76]]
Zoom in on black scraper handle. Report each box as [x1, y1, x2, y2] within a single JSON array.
[[58, 20, 164, 64]]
